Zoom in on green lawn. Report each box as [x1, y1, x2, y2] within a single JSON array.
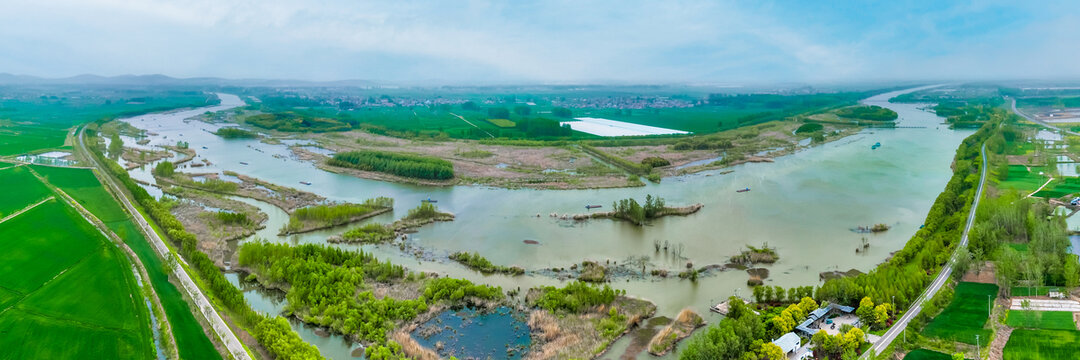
[[1003, 329, 1080, 360], [1006, 311, 1077, 330], [0, 166, 52, 216], [0, 125, 70, 156], [922, 282, 998, 345], [903, 349, 952, 360]]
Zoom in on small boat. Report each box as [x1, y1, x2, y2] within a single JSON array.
[[871, 142, 881, 150], [239, 161, 249, 165], [585, 205, 602, 209], [523, 240, 540, 245], [736, 187, 751, 193], [299, 181, 312, 185], [202, 146, 208, 149], [421, 197, 437, 203]]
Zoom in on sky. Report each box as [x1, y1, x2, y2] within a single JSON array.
[[1, 0, 1079, 84]]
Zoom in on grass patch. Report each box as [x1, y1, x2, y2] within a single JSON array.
[[903, 349, 952, 360], [1003, 329, 1080, 360], [921, 282, 997, 345], [1006, 311, 1077, 330]]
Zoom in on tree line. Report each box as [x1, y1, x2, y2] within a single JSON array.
[[329, 150, 454, 180]]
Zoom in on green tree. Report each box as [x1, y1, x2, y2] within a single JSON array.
[[856, 296, 875, 325], [108, 133, 123, 160]]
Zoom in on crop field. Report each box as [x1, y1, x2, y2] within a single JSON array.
[[31, 165, 128, 222], [1011, 285, 1063, 297], [46, 167, 224, 360], [921, 282, 997, 344], [903, 349, 952, 360], [0, 125, 71, 156], [106, 209, 224, 360], [1007, 310, 1077, 330], [1003, 329, 1080, 360], [1033, 177, 1080, 198], [485, 118, 516, 127], [996, 165, 1049, 192], [0, 199, 154, 358], [0, 165, 52, 216], [0, 87, 217, 155]]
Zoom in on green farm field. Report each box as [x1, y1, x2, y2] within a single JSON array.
[[35, 165, 224, 360], [921, 282, 997, 345], [1003, 329, 1080, 360], [1006, 310, 1077, 330], [1033, 177, 1080, 198], [0, 88, 217, 155], [0, 198, 154, 359], [996, 165, 1048, 193], [0, 166, 52, 216], [31, 165, 128, 222], [902, 349, 952, 360]]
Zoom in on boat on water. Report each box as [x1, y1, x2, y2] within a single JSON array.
[[421, 197, 438, 203], [737, 187, 751, 193], [871, 142, 881, 150], [239, 161, 249, 165], [202, 146, 208, 149], [299, 181, 312, 185], [585, 205, 602, 209]]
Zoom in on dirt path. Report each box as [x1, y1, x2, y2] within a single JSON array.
[[988, 324, 1013, 360]]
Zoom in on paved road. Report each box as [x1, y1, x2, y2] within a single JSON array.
[[863, 142, 987, 358], [76, 127, 252, 360], [1009, 97, 1080, 136]]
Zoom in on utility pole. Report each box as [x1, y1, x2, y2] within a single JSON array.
[[976, 335, 981, 359]]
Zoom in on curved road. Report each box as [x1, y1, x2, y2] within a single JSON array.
[[1009, 97, 1080, 136], [863, 142, 987, 358], [76, 127, 252, 360]]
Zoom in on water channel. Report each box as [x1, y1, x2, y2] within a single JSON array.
[[121, 86, 971, 359]]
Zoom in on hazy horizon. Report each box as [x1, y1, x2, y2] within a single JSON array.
[[3, 0, 1080, 85]]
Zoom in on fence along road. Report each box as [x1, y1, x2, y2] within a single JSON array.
[[76, 127, 252, 360], [862, 142, 987, 359]]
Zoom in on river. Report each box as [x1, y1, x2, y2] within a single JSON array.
[[120, 86, 970, 359]]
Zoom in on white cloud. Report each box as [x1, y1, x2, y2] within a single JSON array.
[[0, 0, 1077, 83]]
